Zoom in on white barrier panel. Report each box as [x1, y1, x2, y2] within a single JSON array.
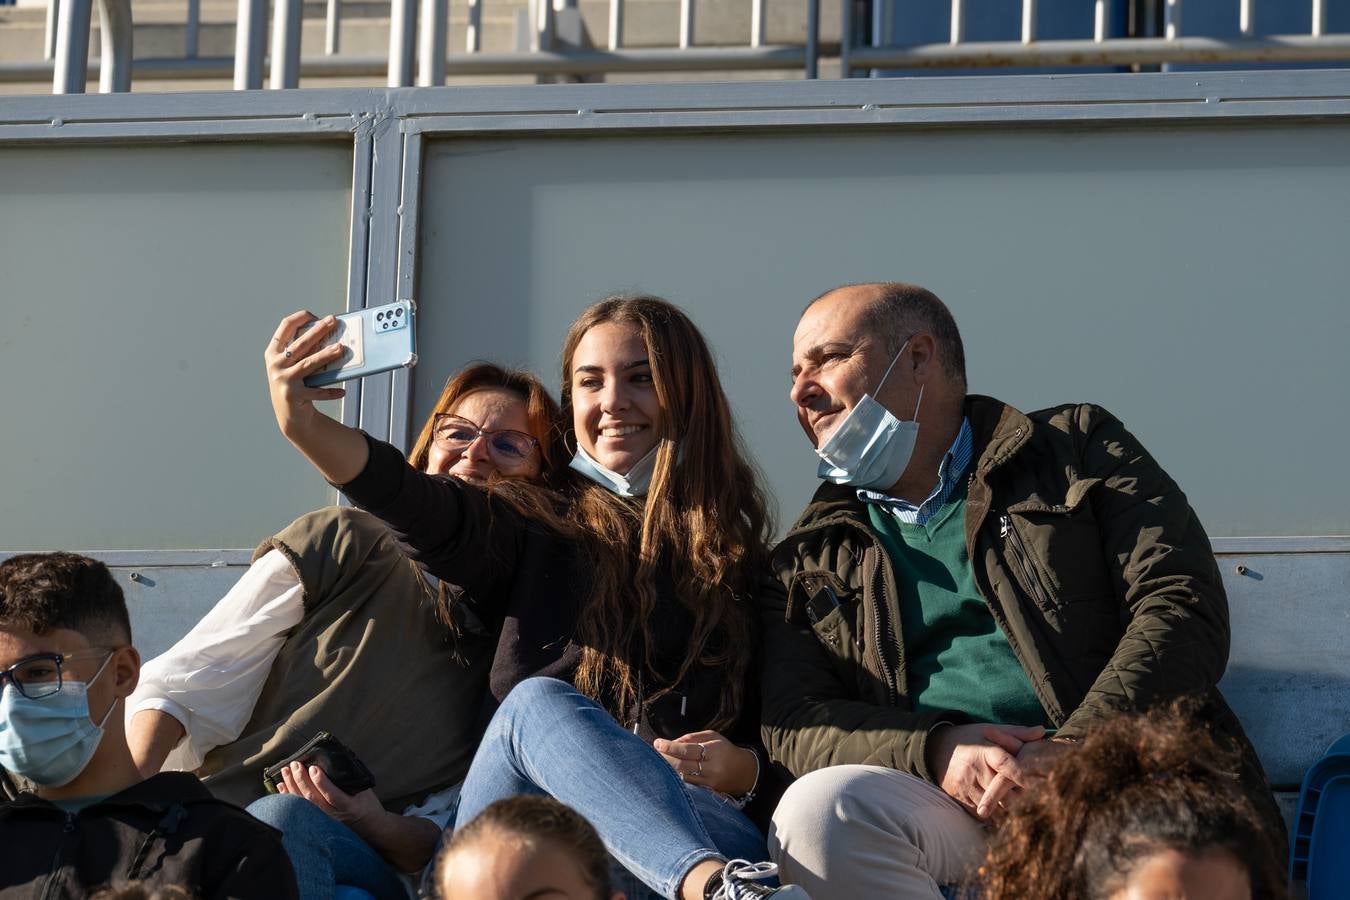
[[0, 142, 353, 551], [415, 125, 1350, 537]]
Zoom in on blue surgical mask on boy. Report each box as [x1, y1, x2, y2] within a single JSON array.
[[815, 339, 923, 491], [0, 652, 118, 788], [569, 443, 659, 497]]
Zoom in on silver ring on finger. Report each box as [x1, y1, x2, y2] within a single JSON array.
[[284, 349, 293, 359], [696, 757, 704, 777]]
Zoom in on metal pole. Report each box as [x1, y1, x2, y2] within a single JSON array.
[[467, 0, 482, 50], [679, 0, 694, 49], [233, 0, 265, 89], [186, 0, 200, 57], [271, 0, 303, 88], [950, 0, 964, 44], [45, 0, 60, 60], [607, 0, 622, 49], [751, 0, 765, 48], [1164, 0, 1180, 40], [1093, 0, 1107, 42], [535, 0, 555, 51], [388, 0, 416, 86], [869, 0, 887, 76], [12, 35, 1350, 82], [97, 0, 132, 92], [52, 0, 92, 93], [1021, 0, 1035, 43], [1239, 0, 1253, 37], [839, 0, 851, 76], [804, 0, 818, 77], [326, 0, 342, 54], [418, 0, 447, 85], [1312, 0, 1326, 38]]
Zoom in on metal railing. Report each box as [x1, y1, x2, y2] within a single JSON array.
[[845, 0, 1350, 75], [46, 0, 132, 92], [8, 0, 1350, 92], [231, 0, 825, 87]]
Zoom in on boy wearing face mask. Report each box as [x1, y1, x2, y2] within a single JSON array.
[[0, 552, 296, 899]]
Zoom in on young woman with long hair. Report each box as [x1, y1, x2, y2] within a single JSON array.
[[264, 296, 803, 900]]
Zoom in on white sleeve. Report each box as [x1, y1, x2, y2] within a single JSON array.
[[401, 782, 463, 832], [126, 549, 306, 771]]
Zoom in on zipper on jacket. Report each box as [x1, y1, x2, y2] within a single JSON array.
[[857, 526, 901, 707], [1000, 514, 1057, 612], [780, 515, 904, 708], [39, 813, 76, 900]]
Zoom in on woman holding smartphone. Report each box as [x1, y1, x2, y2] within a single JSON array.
[[267, 296, 803, 900], [132, 360, 569, 900]]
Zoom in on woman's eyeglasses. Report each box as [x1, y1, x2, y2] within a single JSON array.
[[432, 414, 539, 465]]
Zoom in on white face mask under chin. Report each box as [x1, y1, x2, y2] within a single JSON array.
[[814, 341, 923, 491], [569, 443, 658, 497]]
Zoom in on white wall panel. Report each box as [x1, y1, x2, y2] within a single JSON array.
[[0, 142, 352, 550], [416, 124, 1350, 537]]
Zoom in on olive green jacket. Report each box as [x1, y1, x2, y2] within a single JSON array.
[[762, 395, 1259, 788]]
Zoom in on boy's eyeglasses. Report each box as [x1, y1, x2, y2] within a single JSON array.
[[0, 649, 114, 700]]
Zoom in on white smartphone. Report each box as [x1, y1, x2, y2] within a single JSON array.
[[301, 300, 417, 387]]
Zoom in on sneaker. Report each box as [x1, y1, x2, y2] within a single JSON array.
[[703, 859, 813, 900]]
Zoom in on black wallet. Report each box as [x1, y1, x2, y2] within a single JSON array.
[[262, 731, 377, 796]]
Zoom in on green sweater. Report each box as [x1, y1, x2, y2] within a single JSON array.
[[867, 482, 1047, 726]]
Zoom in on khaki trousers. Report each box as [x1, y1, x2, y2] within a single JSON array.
[[768, 765, 987, 900]]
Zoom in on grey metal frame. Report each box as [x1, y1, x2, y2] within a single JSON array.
[[4, 69, 1350, 557]]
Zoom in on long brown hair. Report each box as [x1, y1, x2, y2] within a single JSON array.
[[407, 362, 572, 633], [975, 702, 1288, 900], [560, 295, 772, 730]]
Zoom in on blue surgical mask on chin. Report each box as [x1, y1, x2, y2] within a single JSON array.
[[569, 444, 659, 497], [0, 652, 118, 788], [815, 340, 923, 491]]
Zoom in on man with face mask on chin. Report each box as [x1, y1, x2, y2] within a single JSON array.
[[760, 283, 1282, 900], [0, 552, 296, 899]]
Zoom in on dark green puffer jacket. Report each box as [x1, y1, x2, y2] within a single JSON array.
[[761, 395, 1279, 833]]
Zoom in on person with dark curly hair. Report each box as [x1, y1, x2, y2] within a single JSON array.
[[974, 703, 1289, 900]]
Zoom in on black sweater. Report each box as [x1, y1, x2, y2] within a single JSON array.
[[341, 434, 761, 744], [0, 772, 296, 899]]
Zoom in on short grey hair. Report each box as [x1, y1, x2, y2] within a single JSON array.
[[809, 282, 967, 387]]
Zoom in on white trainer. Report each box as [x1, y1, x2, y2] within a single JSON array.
[[704, 859, 813, 900]]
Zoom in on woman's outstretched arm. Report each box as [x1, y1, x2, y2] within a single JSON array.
[[265, 310, 368, 483]]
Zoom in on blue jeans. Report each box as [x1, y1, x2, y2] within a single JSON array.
[[247, 793, 408, 900], [455, 677, 768, 900]]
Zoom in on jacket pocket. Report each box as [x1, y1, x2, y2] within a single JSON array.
[[787, 571, 860, 654], [1004, 478, 1114, 610]]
